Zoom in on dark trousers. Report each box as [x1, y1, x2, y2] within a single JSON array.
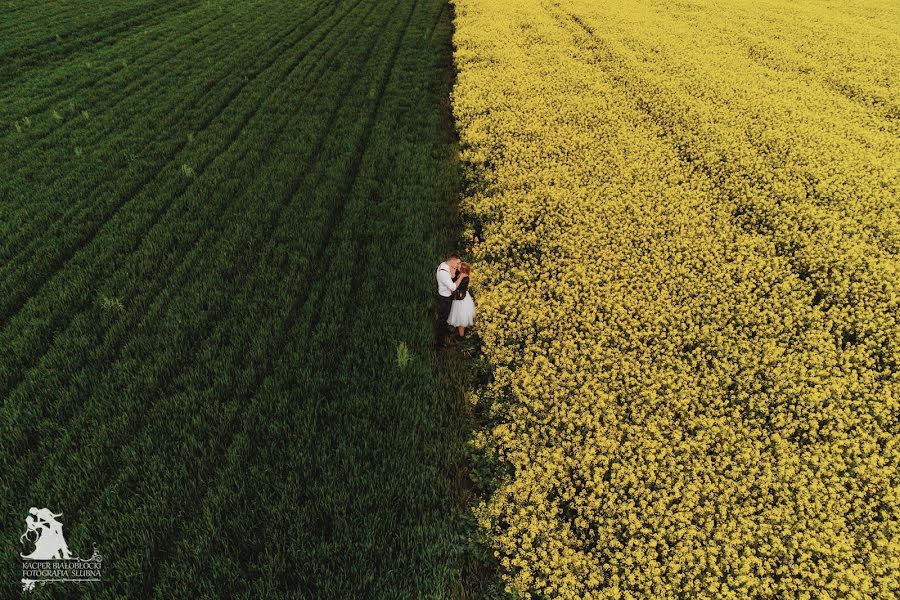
[[435, 294, 453, 344]]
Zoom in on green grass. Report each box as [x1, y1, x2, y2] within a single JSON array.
[[0, 0, 502, 596]]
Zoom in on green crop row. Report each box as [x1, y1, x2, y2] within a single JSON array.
[[0, 0, 373, 473], [0, 0, 199, 84], [0, 1, 243, 128], [0, 2, 340, 321], [0, 0, 325, 253], [0, 0, 156, 45]]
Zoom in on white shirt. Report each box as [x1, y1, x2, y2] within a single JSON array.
[[436, 262, 457, 297]]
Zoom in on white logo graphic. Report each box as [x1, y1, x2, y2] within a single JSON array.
[[21, 508, 71, 560], [19, 507, 102, 592]]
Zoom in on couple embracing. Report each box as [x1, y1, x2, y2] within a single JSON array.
[[434, 253, 476, 348]]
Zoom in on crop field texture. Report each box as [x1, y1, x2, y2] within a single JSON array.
[[452, 0, 899, 597], [1, 0, 474, 597]]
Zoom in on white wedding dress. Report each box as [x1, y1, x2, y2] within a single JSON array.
[[447, 291, 475, 327]]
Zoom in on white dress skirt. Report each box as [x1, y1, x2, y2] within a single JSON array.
[[447, 292, 475, 327]]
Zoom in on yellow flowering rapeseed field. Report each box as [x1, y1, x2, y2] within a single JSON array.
[[450, 0, 899, 596]]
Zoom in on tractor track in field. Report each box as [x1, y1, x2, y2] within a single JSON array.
[[0, 0, 159, 44], [0, 0, 333, 147], [0, 10, 356, 436], [0, 0, 377, 449], [68, 3, 419, 592], [0, 2, 316, 259], [306, 0, 423, 340], [0, 0, 198, 77], [140, 0, 423, 587], [0, 0, 173, 39], [0, 0, 196, 80], [1, 0, 396, 531], [0, 1, 342, 329], [0, 0, 365, 399], [428, 0, 446, 39], [0, 0, 254, 140], [0, 0, 371, 416], [0, 0, 329, 239]]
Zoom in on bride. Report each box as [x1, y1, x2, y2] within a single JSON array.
[[447, 262, 475, 338]]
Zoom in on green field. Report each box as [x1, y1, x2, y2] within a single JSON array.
[[0, 0, 490, 596]]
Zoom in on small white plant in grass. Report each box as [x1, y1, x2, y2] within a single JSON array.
[[51, 109, 62, 121], [23, 115, 32, 127], [181, 164, 195, 177], [82, 110, 89, 120], [396, 341, 410, 369], [99, 294, 124, 312], [14, 121, 21, 133], [74, 147, 82, 157]]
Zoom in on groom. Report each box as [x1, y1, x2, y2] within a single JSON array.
[[434, 253, 462, 348]]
